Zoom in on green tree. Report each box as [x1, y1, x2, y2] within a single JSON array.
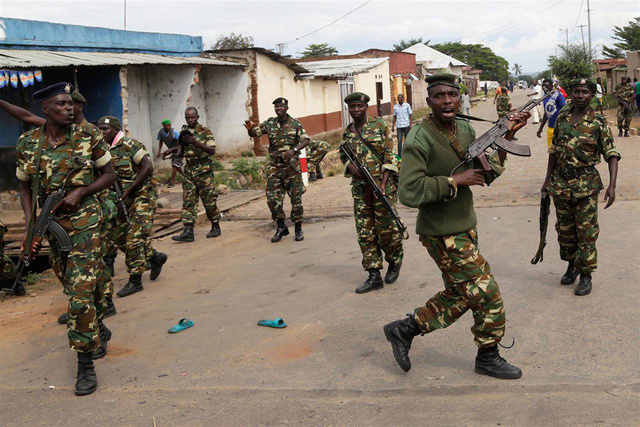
[[512, 63, 522, 78], [301, 43, 338, 58], [548, 44, 594, 89], [602, 17, 640, 59], [536, 70, 554, 80], [519, 74, 533, 84], [393, 37, 430, 51], [431, 42, 510, 82], [211, 33, 255, 50]]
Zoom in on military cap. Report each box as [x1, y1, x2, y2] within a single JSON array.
[[33, 82, 74, 103], [571, 78, 597, 94], [344, 92, 370, 104], [71, 90, 86, 104], [425, 73, 459, 90], [97, 116, 122, 129], [273, 97, 288, 105]]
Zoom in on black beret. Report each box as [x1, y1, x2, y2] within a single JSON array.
[[571, 78, 597, 94], [273, 97, 288, 105], [425, 73, 459, 90], [71, 90, 86, 104], [97, 116, 122, 129], [344, 92, 370, 104], [33, 82, 74, 103]]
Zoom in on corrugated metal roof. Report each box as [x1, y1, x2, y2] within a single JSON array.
[[402, 43, 467, 68], [0, 49, 244, 68], [298, 57, 388, 77], [207, 48, 310, 74]]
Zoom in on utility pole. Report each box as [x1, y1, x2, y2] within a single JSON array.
[[586, 0, 593, 59], [577, 24, 587, 49], [124, 0, 127, 30]]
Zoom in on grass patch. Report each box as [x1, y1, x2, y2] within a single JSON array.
[[232, 157, 266, 183]]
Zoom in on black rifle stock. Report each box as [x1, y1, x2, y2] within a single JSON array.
[[113, 181, 130, 224], [451, 92, 553, 176], [339, 142, 409, 239]]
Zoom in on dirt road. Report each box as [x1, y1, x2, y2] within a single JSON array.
[[1, 90, 638, 426]]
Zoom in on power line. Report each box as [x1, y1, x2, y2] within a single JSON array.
[[285, 0, 373, 45], [569, 0, 585, 33]]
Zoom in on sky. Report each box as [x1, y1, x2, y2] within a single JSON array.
[[0, 0, 637, 74]]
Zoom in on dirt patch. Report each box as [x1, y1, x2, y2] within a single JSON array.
[[269, 341, 313, 362], [105, 344, 139, 358]]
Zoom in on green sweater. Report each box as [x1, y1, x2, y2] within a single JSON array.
[[398, 116, 505, 237]]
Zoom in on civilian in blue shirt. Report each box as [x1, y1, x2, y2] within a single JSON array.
[[536, 79, 567, 148], [157, 119, 184, 187], [391, 94, 413, 156]]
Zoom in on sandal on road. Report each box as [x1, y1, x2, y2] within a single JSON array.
[[168, 318, 194, 333], [257, 317, 287, 328]]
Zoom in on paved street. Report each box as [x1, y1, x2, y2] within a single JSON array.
[[1, 90, 639, 426]]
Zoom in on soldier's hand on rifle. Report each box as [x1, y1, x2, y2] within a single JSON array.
[[53, 187, 86, 213], [283, 149, 296, 162], [182, 134, 197, 146], [452, 169, 485, 187], [540, 179, 550, 193], [120, 187, 132, 203], [20, 233, 42, 259], [603, 185, 616, 209], [347, 163, 363, 179], [507, 111, 531, 134], [244, 120, 255, 131]]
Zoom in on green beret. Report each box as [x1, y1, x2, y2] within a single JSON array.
[[571, 78, 597, 94], [161, 119, 171, 125], [273, 97, 288, 105], [71, 90, 86, 104], [344, 92, 370, 104], [33, 82, 73, 103], [97, 116, 122, 129], [425, 73, 459, 90]]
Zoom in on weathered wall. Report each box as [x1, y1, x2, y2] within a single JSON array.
[[354, 60, 391, 116], [121, 66, 153, 154]]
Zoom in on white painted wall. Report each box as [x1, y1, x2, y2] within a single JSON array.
[[122, 66, 153, 155], [353, 60, 391, 105]]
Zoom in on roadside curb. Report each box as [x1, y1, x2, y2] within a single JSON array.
[[607, 120, 639, 136]]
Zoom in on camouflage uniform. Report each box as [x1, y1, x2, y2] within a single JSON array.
[[107, 135, 158, 275], [0, 219, 17, 280], [180, 124, 220, 226], [252, 115, 308, 222], [307, 139, 331, 175], [496, 90, 512, 119], [340, 117, 404, 271], [548, 105, 621, 274], [613, 83, 634, 131], [15, 124, 112, 353]]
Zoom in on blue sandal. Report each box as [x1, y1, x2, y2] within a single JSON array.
[[257, 317, 287, 328], [168, 318, 194, 333]]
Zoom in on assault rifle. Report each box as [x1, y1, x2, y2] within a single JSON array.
[[339, 142, 409, 239], [450, 91, 552, 175], [3, 189, 72, 296], [113, 180, 130, 224]]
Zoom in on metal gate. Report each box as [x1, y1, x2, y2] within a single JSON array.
[[339, 77, 354, 127]]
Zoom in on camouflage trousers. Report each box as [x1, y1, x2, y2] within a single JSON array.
[[307, 140, 330, 174], [50, 223, 105, 353], [182, 171, 220, 226], [266, 163, 305, 222], [352, 184, 404, 271], [414, 229, 505, 348], [617, 107, 632, 130], [0, 220, 17, 280], [553, 193, 599, 273], [98, 196, 117, 297], [112, 189, 158, 275]]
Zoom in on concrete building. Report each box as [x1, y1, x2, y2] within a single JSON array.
[[0, 18, 251, 190], [402, 43, 468, 77], [594, 52, 639, 93]]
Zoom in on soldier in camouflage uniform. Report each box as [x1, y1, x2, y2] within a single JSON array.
[[168, 107, 221, 242], [0, 218, 26, 296], [384, 74, 530, 379], [339, 92, 404, 293], [542, 78, 620, 296], [496, 87, 512, 119], [307, 139, 331, 182], [97, 116, 168, 298], [15, 82, 117, 396], [613, 77, 633, 137], [244, 98, 310, 242]]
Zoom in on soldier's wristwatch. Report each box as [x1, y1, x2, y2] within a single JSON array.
[[293, 147, 300, 153]]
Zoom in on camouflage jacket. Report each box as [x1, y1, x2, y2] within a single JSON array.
[[180, 123, 216, 176], [340, 116, 399, 188], [614, 84, 634, 105], [109, 134, 157, 194], [496, 94, 512, 115], [252, 115, 309, 162], [548, 105, 621, 200], [15, 124, 111, 233]]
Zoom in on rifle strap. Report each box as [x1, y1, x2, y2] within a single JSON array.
[[23, 128, 46, 258], [350, 123, 385, 165], [455, 112, 496, 123], [422, 117, 467, 162]]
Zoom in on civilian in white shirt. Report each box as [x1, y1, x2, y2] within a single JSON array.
[[391, 94, 413, 156], [596, 77, 604, 114], [527, 79, 543, 123]]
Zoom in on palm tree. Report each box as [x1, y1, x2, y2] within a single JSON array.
[[512, 63, 522, 77]]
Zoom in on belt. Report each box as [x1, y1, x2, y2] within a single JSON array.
[[558, 165, 595, 180]]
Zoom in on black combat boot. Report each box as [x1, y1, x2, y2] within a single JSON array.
[[316, 166, 324, 179], [383, 314, 423, 372], [560, 261, 579, 285], [206, 222, 221, 238], [75, 352, 97, 396], [58, 312, 68, 325], [116, 274, 143, 297], [172, 226, 194, 242], [574, 273, 592, 296], [92, 322, 112, 360], [356, 269, 383, 294], [103, 256, 115, 277], [309, 172, 317, 182], [475, 345, 522, 379], [12, 278, 26, 296], [294, 222, 304, 241], [105, 296, 117, 318], [149, 250, 168, 281], [618, 129, 623, 137], [271, 219, 289, 243], [384, 262, 402, 284], [624, 130, 629, 137]]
